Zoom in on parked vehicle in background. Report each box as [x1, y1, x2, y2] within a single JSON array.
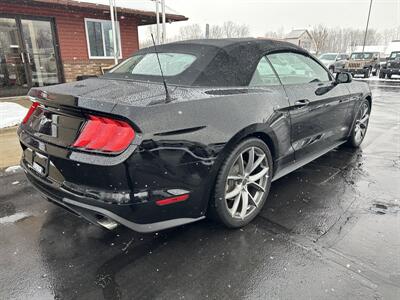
[[343, 52, 381, 78], [318, 53, 349, 73], [380, 51, 400, 79]]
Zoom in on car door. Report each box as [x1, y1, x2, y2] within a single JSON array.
[[267, 51, 351, 161], [248, 56, 295, 174]]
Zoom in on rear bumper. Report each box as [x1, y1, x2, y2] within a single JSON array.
[[22, 161, 205, 232], [342, 68, 368, 74]]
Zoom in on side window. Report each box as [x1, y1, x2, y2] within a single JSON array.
[[249, 57, 280, 86], [267, 52, 331, 85]]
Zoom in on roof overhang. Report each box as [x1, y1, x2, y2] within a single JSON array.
[[6, 0, 188, 25]]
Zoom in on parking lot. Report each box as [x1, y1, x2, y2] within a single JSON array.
[[0, 79, 399, 300]]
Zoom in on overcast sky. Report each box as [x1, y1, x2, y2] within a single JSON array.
[[136, 0, 400, 38]]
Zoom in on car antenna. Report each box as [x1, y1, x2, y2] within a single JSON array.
[[151, 33, 172, 103]]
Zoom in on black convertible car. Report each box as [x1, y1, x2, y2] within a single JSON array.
[[18, 39, 371, 232]]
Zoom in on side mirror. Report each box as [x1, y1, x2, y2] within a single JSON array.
[[336, 72, 352, 84]]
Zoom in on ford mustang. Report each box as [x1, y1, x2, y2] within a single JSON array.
[[18, 39, 371, 232]]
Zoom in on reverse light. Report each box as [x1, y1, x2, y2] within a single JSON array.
[[155, 194, 189, 206], [22, 102, 40, 124], [72, 115, 135, 153]]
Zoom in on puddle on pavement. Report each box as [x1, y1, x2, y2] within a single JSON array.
[[369, 202, 400, 215], [0, 202, 16, 218]]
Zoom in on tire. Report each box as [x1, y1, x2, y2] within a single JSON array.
[[379, 71, 386, 79], [387, 74, 392, 79], [364, 68, 371, 78], [347, 99, 370, 148], [211, 138, 273, 228]]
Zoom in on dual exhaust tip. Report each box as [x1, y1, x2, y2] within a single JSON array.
[[95, 214, 119, 230]]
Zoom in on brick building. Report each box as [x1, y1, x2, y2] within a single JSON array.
[[0, 0, 187, 97]]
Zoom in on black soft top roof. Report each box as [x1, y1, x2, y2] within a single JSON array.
[[108, 38, 307, 87], [143, 38, 304, 54]]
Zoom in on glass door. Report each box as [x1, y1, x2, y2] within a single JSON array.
[[20, 18, 60, 87], [0, 17, 29, 97]]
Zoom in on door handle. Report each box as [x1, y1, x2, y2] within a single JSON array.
[[294, 99, 310, 108]]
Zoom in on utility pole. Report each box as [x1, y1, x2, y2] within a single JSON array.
[[205, 24, 210, 39], [362, 0, 373, 52], [155, 0, 160, 44], [109, 0, 118, 65], [161, 0, 166, 44]]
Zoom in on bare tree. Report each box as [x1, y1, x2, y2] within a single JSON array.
[[236, 24, 250, 38], [178, 24, 203, 40], [209, 25, 224, 39], [310, 25, 329, 55], [221, 21, 250, 38]]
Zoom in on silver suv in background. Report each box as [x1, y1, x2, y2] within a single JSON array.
[[318, 53, 349, 73]]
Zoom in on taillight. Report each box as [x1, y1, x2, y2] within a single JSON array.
[[72, 115, 135, 153], [22, 102, 40, 124]]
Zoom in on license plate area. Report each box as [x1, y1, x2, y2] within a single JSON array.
[[24, 148, 49, 177]]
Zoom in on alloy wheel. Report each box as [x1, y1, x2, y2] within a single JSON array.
[[224, 146, 269, 220], [354, 102, 370, 144]]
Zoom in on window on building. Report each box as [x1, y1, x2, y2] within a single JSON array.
[[85, 18, 121, 59]]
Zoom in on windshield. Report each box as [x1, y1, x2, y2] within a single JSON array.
[[389, 52, 400, 60], [319, 54, 337, 60], [350, 52, 373, 60], [110, 53, 197, 76]]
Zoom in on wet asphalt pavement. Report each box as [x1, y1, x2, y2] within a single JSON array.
[[1, 79, 399, 300]]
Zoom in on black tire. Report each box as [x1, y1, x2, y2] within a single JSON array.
[[379, 71, 386, 79], [347, 99, 370, 148], [364, 68, 371, 78], [387, 74, 392, 79], [210, 138, 273, 228]]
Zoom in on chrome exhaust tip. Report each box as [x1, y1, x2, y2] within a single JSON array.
[[96, 216, 119, 230]]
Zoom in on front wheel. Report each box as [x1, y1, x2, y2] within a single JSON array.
[[211, 138, 273, 228], [364, 68, 371, 78], [347, 100, 370, 148]]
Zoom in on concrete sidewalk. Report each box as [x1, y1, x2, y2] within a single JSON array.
[[0, 96, 30, 169], [0, 126, 21, 169]]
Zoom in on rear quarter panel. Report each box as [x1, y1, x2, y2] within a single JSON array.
[[112, 85, 293, 178]]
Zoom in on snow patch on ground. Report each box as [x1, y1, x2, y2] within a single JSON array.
[[5, 165, 22, 173], [0, 212, 30, 224], [0, 102, 28, 129]]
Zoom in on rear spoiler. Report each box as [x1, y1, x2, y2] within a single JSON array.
[[28, 88, 78, 109]]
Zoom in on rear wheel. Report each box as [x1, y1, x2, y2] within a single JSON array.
[[373, 67, 379, 77], [211, 138, 273, 228], [347, 100, 370, 148], [364, 68, 371, 78]]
